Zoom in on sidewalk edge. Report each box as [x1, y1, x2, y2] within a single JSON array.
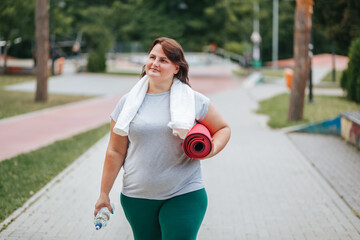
[[0, 134, 110, 232]]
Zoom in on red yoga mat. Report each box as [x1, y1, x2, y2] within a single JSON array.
[[182, 123, 213, 159]]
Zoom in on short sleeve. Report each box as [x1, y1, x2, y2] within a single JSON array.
[[110, 94, 128, 122], [194, 91, 210, 121]]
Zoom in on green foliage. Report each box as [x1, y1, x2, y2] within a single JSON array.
[[2, 0, 360, 62], [108, 0, 223, 51], [0, 123, 110, 223], [340, 69, 348, 90], [0, 0, 35, 41], [8, 39, 34, 58], [314, 0, 360, 56], [77, 6, 113, 52], [87, 50, 106, 73], [259, 0, 295, 61], [340, 38, 360, 103], [51, 2, 73, 38], [0, 0, 35, 59], [224, 41, 251, 55]]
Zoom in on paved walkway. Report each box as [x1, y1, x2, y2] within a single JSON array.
[[288, 133, 360, 218], [1, 60, 360, 239]]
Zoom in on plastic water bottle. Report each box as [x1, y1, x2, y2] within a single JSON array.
[[94, 203, 114, 230]]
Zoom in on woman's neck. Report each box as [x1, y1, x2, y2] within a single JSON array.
[[147, 78, 173, 94]]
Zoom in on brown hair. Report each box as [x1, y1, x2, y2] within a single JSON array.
[[141, 37, 190, 85]]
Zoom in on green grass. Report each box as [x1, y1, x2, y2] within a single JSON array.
[[0, 75, 93, 120], [0, 75, 35, 87], [261, 67, 285, 78], [257, 93, 360, 128], [232, 68, 252, 77], [0, 123, 110, 225], [233, 67, 286, 83], [316, 70, 343, 88]]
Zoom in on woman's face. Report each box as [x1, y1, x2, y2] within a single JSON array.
[[145, 44, 179, 82]]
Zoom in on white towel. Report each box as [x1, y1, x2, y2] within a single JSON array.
[[113, 75, 195, 139]]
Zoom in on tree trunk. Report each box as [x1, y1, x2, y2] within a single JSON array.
[[288, 0, 314, 121], [35, 0, 49, 102]]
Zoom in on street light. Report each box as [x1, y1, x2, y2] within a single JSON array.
[[308, 42, 313, 103], [251, 31, 262, 68], [308, 22, 314, 103], [272, 0, 279, 69], [251, 1, 262, 68]]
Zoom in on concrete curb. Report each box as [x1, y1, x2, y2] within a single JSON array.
[[281, 116, 341, 135]]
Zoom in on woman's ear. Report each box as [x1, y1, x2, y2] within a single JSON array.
[[174, 65, 180, 74]]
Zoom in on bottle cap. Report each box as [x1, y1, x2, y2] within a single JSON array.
[[95, 223, 102, 230]]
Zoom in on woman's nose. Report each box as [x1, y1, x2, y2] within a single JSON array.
[[153, 59, 160, 66]]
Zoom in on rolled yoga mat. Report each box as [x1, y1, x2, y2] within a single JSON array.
[[182, 123, 213, 159]]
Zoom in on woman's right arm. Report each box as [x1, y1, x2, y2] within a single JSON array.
[[94, 119, 129, 216]]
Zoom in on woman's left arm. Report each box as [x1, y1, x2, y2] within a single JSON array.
[[199, 102, 231, 159]]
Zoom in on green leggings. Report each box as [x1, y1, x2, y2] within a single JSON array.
[[120, 188, 208, 240]]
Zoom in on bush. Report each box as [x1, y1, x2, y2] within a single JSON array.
[[224, 41, 251, 55], [87, 50, 106, 73], [340, 38, 360, 103]]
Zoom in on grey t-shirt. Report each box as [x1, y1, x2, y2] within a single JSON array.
[[110, 90, 210, 200]]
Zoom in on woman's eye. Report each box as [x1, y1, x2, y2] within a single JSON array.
[[161, 60, 167, 63]]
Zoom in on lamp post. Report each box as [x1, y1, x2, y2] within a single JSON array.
[[308, 42, 313, 103], [251, 1, 262, 68], [308, 19, 313, 103], [272, 0, 279, 69]]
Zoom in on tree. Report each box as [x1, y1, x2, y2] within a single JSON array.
[[77, 6, 113, 52], [109, 0, 227, 51], [35, 0, 49, 102], [0, 0, 34, 73], [313, 0, 360, 82], [314, 0, 360, 56], [288, 0, 314, 121], [340, 38, 360, 103]]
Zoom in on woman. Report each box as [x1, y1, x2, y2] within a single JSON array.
[[94, 37, 231, 240]]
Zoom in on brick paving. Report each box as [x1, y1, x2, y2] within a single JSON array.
[[0, 95, 121, 161], [288, 133, 360, 218], [1, 79, 360, 239]]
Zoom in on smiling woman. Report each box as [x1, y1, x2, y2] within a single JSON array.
[[144, 44, 180, 94], [141, 37, 189, 86], [94, 37, 231, 240]]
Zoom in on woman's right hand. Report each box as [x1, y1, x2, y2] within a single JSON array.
[[94, 193, 113, 217]]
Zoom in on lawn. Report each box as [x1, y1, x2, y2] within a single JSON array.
[[315, 70, 343, 88], [0, 75, 92, 120], [0, 123, 110, 226], [257, 93, 360, 128]]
